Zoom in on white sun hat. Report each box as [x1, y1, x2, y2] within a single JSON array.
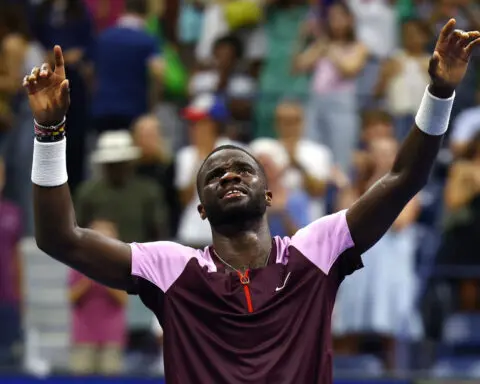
[[249, 138, 290, 172], [90, 130, 141, 164]]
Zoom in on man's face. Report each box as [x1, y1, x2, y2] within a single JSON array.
[[197, 149, 271, 227]]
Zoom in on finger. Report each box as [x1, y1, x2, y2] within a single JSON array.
[[27, 66, 40, 83], [428, 51, 441, 77], [53, 45, 66, 78], [439, 18, 457, 42], [466, 36, 480, 55], [23, 74, 38, 94], [39, 62, 53, 79]]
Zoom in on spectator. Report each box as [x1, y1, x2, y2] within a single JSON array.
[[83, 0, 125, 32], [176, 94, 240, 247], [440, 132, 480, 311], [274, 100, 332, 219], [91, 0, 165, 133], [450, 92, 480, 158], [333, 137, 422, 371], [255, 0, 310, 138], [0, 2, 45, 235], [32, 0, 95, 194], [75, 130, 167, 365], [189, 34, 255, 121], [347, 0, 397, 106], [75, 130, 167, 243], [352, 109, 395, 193], [0, 157, 23, 368], [132, 114, 180, 238], [69, 219, 127, 375], [374, 19, 431, 140], [295, 1, 367, 172], [250, 138, 310, 237]]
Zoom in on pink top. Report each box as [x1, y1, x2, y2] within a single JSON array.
[[131, 210, 355, 293], [83, 0, 125, 32], [312, 45, 358, 94], [69, 269, 126, 345]]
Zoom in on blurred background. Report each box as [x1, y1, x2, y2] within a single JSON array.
[[0, 0, 480, 383]]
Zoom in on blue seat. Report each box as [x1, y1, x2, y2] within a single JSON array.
[[442, 313, 480, 346], [333, 354, 384, 377], [432, 357, 480, 378]]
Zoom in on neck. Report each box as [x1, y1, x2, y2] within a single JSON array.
[[212, 216, 272, 271]]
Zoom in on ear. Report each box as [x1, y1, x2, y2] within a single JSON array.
[[265, 190, 272, 207], [197, 204, 207, 220]]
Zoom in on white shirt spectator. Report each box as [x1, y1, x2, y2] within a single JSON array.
[[451, 106, 480, 148], [189, 71, 256, 99], [283, 140, 332, 219], [348, 0, 398, 58]]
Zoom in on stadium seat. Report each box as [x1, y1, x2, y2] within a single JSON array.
[[442, 313, 480, 346], [432, 357, 480, 378], [333, 354, 384, 377]]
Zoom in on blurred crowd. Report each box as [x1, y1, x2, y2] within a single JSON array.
[[1, 0, 480, 378]]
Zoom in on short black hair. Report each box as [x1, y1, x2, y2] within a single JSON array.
[[125, 0, 148, 15], [196, 145, 267, 192], [213, 35, 244, 59]]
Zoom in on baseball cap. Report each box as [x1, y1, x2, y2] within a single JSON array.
[[182, 94, 230, 123]]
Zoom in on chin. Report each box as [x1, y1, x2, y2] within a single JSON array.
[[207, 202, 266, 227]]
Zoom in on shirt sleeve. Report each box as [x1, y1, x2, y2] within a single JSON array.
[[290, 210, 361, 276], [130, 241, 197, 293]]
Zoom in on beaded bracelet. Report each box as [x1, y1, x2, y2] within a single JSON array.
[[34, 117, 66, 142]]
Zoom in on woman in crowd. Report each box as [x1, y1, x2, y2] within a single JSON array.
[[374, 18, 431, 140], [69, 219, 127, 375], [294, 1, 368, 172], [439, 132, 480, 311], [333, 137, 422, 371]]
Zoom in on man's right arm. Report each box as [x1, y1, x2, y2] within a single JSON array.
[[25, 46, 133, 291]]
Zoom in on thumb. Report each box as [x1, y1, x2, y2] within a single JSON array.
[[429, 51, 441, 77]]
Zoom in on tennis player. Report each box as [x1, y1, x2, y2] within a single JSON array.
[[23, 19, 479, 383]]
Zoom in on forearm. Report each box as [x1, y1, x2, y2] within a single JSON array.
[[390, 85, 453, 192], [32, 137, 79, 253]]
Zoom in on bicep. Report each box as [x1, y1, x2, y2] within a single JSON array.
[[64, 227, 132, 291]]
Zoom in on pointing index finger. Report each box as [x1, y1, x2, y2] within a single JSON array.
[[53, 45, 65, 78]]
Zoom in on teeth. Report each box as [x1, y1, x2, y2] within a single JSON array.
[[226, 190, 242, 196]]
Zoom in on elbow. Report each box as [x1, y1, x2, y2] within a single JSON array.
[[36, 227, 81, 257]]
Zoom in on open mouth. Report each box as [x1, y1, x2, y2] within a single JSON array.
[[222, 189, 247, 199]]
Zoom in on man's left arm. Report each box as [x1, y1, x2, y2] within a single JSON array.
[[346, 19, 480, 254]]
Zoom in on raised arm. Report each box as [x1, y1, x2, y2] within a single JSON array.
[[346, 19, 480, 254], [23, 46, 132, 290]]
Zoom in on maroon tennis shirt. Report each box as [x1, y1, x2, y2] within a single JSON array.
[[130, 210, 363, 383]]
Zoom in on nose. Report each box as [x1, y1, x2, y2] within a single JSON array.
[[219, 171, 241, 185]]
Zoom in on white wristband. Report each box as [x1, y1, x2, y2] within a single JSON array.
[[31, 138, 68, 187], [415, 86, 455, 136]]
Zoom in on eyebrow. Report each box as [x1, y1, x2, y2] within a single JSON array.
[[203, 160, 256, 182]]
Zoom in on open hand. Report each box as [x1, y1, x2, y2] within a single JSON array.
[[23, 45, 70, 126], [429, 19, 480, 94]]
